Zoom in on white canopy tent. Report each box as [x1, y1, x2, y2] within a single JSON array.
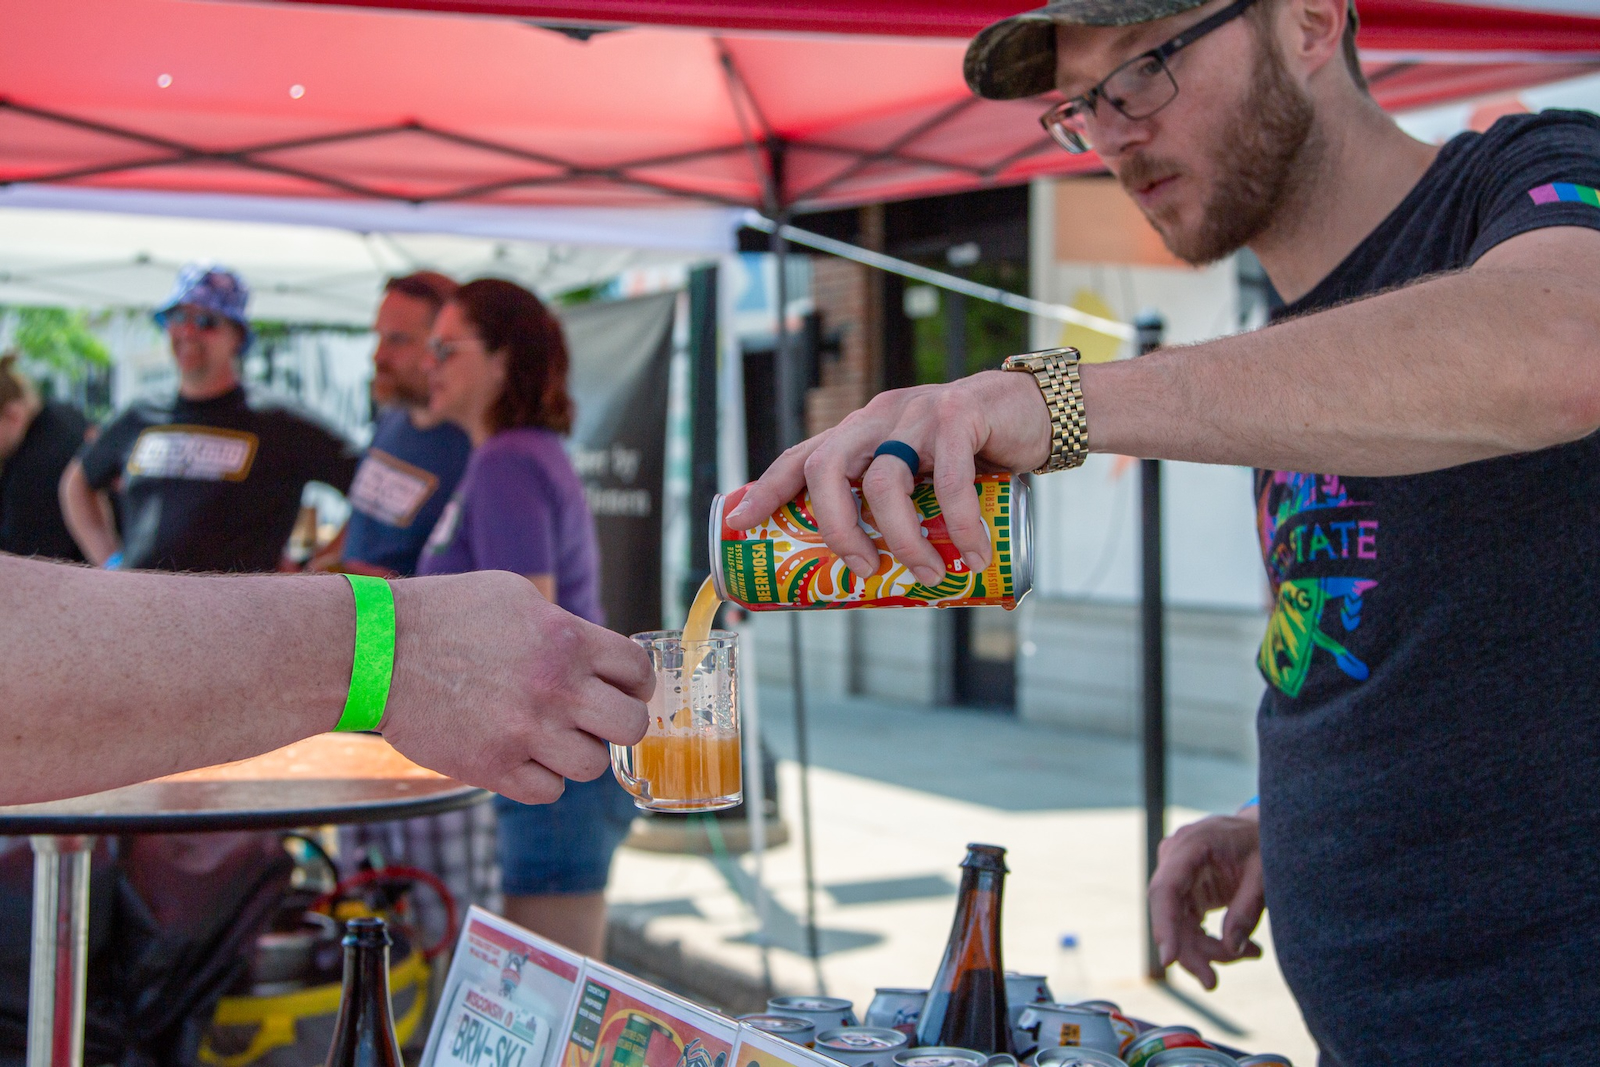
[[0, 186, 741, 323]]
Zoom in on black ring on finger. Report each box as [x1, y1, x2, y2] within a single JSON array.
[[872, 439, 921, 480]]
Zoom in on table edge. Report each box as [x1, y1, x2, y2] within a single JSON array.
[[0, 785, 490, 835]]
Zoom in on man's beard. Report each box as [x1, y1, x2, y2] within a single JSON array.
[[372, 371, 429, 409], [1121, 33, 1316, 266]]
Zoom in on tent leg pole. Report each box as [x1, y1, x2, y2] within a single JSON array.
[[1136, 313, 1168, 984], [770, 213, 824, 989]]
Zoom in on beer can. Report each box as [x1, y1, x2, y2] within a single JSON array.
[[816, 1027, 911, 1067], [892, 1047, 989, 1067], [1070, 1003, 1137, 1055], [865, 988, 927, 1037], [1030, 1048, 1127, 1067], [1004, 973, 1053, 1014], [740, 1013, 817, 1048], [1122, 1029, 1208, 1067], [769, 996, 859, 1032], [1015, 1004, 1121, 1057], [1004, 973, 1052, 1052], [711, 474, 1032, 610], [1236, 1056, 1293, 1067], [1143, 1051, 1236, 1067]]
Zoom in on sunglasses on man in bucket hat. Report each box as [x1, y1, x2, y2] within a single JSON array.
[[964, 0, 1360, 153], [152, 263, 255, 352]]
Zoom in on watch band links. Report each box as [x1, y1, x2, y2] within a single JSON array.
[[1000, 347, 1089, 475]]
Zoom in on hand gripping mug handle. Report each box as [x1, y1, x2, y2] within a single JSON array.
[[609, 742, 648, 802]]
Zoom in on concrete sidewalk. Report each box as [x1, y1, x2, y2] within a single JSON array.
[[606, 686, 1316, 1064]]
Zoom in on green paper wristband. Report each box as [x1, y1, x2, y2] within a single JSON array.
[[335, 574, 395, 733]]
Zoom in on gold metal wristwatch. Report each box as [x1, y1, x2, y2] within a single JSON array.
[[1000, 347, 1088, 474]]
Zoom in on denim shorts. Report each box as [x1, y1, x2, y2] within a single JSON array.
[[494, 773, 639, 895]]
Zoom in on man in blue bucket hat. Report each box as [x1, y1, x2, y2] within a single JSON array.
[[61, 264, 360, 572]]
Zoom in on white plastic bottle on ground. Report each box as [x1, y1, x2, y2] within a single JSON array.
[[1054, 933, 1089, 1003]]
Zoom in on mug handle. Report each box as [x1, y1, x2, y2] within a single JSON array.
[[610, 742, 647, 801]]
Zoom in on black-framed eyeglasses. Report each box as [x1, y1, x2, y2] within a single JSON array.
[[165, 307, 225, 331], [1039, 0, 1262, 154]]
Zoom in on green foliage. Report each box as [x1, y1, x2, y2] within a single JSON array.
[[910, 260, 1030, 385], [4, 307, 112, 379], [554, 280, 612, 307]]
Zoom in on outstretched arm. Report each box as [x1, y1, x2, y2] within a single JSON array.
[[0, 556, 651, 805], [729, 227, 1600, 580]]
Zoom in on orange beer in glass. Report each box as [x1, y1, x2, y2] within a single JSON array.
[[612, 630, 741, 812]]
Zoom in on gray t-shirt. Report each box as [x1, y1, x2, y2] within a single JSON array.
[[1256, 111, 1600, 1063]]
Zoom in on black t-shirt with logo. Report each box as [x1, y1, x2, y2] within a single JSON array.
[[1254, 111, 1600, 1063], [0, 402, 88, 562], [79, 386, 359, 573]]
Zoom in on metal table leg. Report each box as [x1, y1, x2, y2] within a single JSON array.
[[28, 835, 94, 1067]]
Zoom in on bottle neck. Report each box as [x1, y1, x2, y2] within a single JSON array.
[[947, 868, 1004, 963], [332, 941, 397, 1045]]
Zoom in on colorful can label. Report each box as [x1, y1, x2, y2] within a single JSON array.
[[712, 475, 1032, 611], [1122, 1029, 1207, 1067]]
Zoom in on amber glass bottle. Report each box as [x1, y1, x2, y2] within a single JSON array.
[[326, 917, 405, 1067], [915, 844, 1013, 1054]]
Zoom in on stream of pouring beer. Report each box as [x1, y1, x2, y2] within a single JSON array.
[[674, 575, 721, 727]]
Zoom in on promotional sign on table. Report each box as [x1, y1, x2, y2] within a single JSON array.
[[733, 1024, 843, 1067], [420, 906, 587, 1067], [560, 960, 738, 1067]]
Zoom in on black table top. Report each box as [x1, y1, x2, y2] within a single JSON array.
[[0, 734, 488, 834]]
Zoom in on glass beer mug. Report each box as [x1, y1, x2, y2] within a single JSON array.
[[611, 630, 741, 813]]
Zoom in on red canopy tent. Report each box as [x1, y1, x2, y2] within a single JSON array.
[[270, 0, 1600, 53], [3, 0, 1598, 217]]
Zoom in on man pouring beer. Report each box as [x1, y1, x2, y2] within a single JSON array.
[[731, 0, 1600, 1060]]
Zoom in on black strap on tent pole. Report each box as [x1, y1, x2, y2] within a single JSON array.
[[1136, 310, 1168, 983]]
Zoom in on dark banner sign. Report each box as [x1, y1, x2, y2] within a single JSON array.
[[560, 292, 676, 637]]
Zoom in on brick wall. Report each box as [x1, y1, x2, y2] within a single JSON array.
[[805, 256, 873, 435]]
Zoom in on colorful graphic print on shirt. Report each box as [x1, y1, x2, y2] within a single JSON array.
[[348, 448, 439, 528], [1255, 471, 1378, 699], [1528, 182, 1600, 207], [125, 425, 258, 481]]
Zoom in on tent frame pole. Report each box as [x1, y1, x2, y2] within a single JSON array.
[[1135, 312, 1168, 984]]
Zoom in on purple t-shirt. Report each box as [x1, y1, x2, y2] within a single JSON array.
[[417, 428, 603, 626]]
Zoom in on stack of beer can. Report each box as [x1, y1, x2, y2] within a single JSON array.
[[737, 978, 1292, 1067]]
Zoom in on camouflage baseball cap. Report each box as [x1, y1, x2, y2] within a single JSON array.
[[965, 0, 1359, 100], [964, 0, 1213, 100]]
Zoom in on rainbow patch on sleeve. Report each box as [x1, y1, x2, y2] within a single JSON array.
[[1529, 182, 1600, 207]]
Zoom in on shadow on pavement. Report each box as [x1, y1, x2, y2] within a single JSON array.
[[756, 687, 1256, 814]]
